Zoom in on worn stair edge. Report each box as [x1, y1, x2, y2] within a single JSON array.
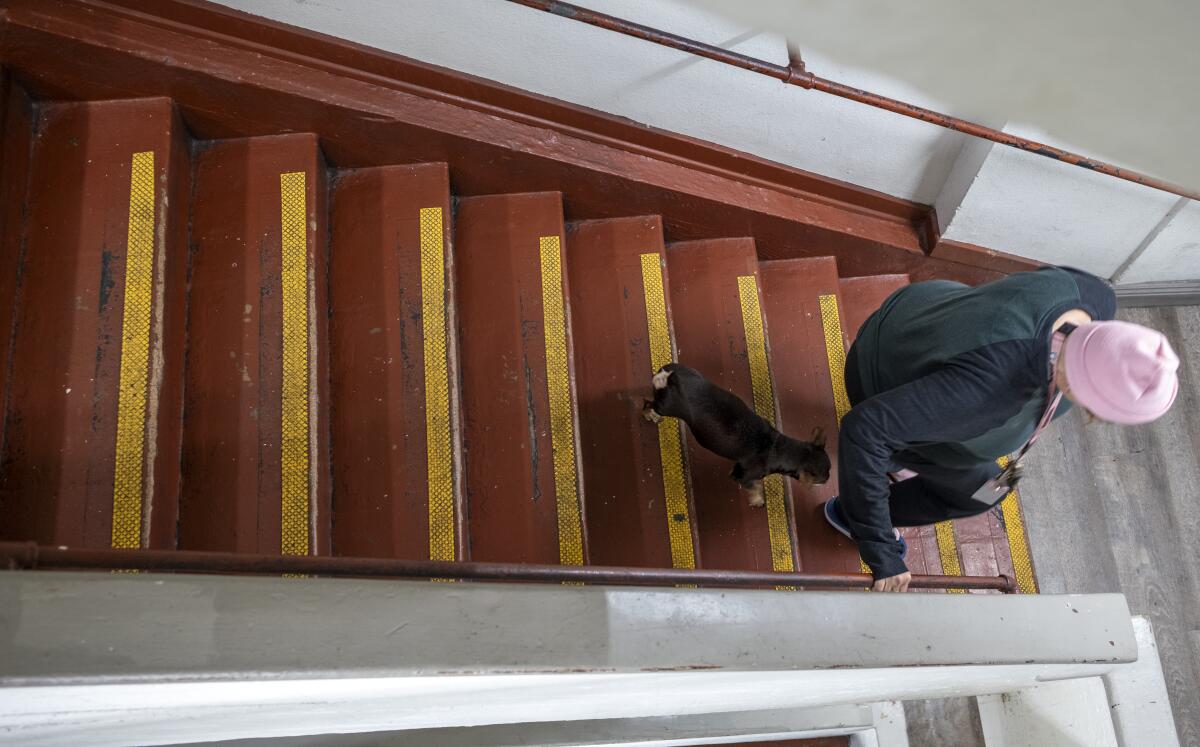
[[182, 133, 331, 556], [0, 97, 188, 550], [565, 215, 699, 569], [328, 163, 465, 561], [455, 191, 588, 565], [0, 70, 35, 477]]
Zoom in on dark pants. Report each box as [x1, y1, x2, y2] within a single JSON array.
[[884, 451, 1003, 526], [845, 347, 1004, 528]]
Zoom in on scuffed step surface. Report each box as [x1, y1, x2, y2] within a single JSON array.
[[566, 216, 697, 569], [666, 238, 797, 573], [328, 163, 462, 561], [455, 192, 586, 564], [181, 134, 330, 555], [0, 97, 187, 549], [760, 258, 860, 574]]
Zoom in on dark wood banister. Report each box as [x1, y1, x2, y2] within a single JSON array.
[[0, 541, 1017, 593]]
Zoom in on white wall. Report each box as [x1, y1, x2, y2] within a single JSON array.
[[216, 0, 966, 203], [938, 130, 1179, 279], [1119, 199, 1200, 285], [213, 0, 1196, 283], [690, 0, 1200, 202]]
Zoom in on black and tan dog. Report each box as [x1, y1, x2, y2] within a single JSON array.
[[643, 363, 830, 506]]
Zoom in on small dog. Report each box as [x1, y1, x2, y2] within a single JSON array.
[[643, 363, 830, 507]]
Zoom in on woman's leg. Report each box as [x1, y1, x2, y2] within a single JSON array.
[[885, 453, 1003, 527]]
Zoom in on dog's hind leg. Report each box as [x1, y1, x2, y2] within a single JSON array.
[[743, 479, 765, 508], [732, 461, 767, 507]]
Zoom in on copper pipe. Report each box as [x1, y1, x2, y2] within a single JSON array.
[[508, 0, 1200, 203], [0, 542, 1016, 592]]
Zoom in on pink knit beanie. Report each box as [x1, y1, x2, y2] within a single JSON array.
[[1062, 320, 1179, 425]]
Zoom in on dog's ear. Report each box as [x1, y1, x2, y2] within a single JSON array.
[[810, 426, 826, 449]]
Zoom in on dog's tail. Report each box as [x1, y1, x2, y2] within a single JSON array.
[[652, 363, 678, 390]]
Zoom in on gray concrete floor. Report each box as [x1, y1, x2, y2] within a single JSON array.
[[906, 304, 1200, 746], [903, 696, 985, 746]]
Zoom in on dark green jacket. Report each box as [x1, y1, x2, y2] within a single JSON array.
[[841, 267, 1116, 577]]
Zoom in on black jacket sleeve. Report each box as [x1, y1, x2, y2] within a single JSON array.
[[838, 340, 1040, 579]]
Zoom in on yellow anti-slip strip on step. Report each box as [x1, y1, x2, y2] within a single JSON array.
[[817, 295, 853, 424], [640, 253, 696, 570], [111, 150, 156, 550], [997, 455, 1038, 593], [539, 236, 585, 566], [280, 171, 312, 557], [934, 520, 965, 593], [737, 275, 795, 574], [908, 460, 1035, 597], [930, 457, 1038, 595], [816, 293, 877, 579], [420, 207, 457, 562]]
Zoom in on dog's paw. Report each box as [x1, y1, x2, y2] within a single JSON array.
[[744, 482, 765, 508], [651, 369, 671, 390], [642, 403, 663, 424]]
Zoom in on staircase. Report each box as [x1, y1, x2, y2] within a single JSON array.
[[0, 81, 1034, 585], [1, 6, 1181, 745], [0, 0, 1037, 588]]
